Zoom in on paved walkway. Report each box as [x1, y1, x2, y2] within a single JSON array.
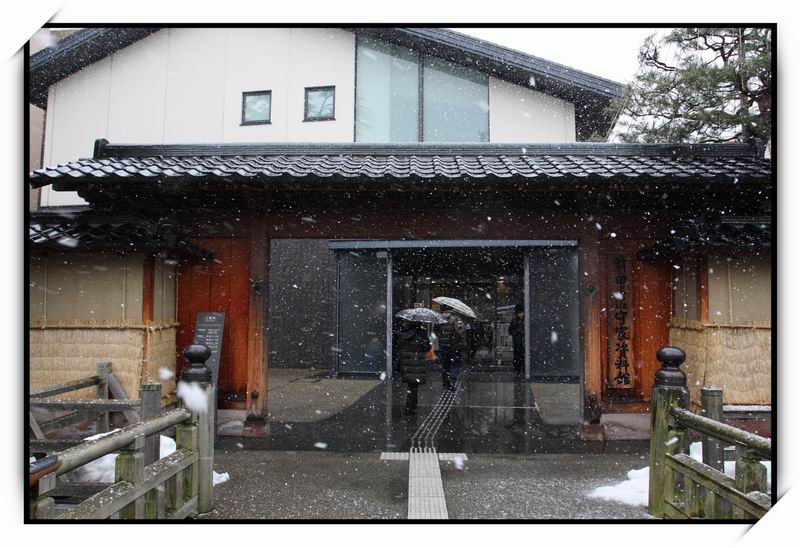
[[202, 370, 652, 520], [200, 449, 651, 520]]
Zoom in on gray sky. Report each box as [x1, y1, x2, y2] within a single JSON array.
[[454, 27, 660, 84]]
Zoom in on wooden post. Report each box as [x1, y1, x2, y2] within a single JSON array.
[[246, 219, 268, 419], [180, 344, 215, 514], [176, 419, 198, 503], [140, 381, 161, 519], [701, 386, 724, 472], [580, 226, 602, 406], [96, 361, 111, 434], [734, 448, 768, 518], [139, 381, 162, 465], [29, 472, 56, 520], [648, 346, 689, 518], [115, 435, 145, 519], [197, 382, 216, 514], [663, 421, 688, 516]]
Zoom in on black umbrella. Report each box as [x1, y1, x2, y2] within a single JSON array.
[[395, 307, 447, 324]]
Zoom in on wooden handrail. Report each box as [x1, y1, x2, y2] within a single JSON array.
[[29, 398, 141, 411], [44, 408, 191, 477], [669, 407, 772, 459], [30, 376, 101, 398]]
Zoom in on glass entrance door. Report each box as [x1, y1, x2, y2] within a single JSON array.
[[525, 246, 582, 424], [526, 247, 580, 380], [335, 250, 388, 374]]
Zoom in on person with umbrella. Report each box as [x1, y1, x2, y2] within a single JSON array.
[[394, 308, 444, 416], [432, 297, 475, 391]]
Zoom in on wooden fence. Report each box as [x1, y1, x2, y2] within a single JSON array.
[[28, 345, 216, 520], [648, 347, 772, 520], [29, 361, 158, 456]]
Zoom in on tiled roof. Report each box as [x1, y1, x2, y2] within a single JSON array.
[[637, 217, 772, 260], [29, 141, 771, 187], [28, 209, 209, 257]]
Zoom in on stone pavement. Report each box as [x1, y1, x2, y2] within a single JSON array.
[[199, 448, 651, 520]]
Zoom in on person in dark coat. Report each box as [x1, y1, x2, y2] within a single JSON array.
[[435, 306, 467, 391], [396, 319, 431, 416], [508, 303, 525, 376]]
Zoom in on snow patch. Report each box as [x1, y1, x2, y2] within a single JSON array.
[[587, 441, 771, 507], [588, 467, 649, 506], [69, 435, 229, 485]]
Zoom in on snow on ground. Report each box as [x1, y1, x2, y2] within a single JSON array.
[[588, 466, 650, 506], [70, 434, 229, 485], [587, 441, 771, 507]]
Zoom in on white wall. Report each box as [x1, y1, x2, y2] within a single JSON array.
[[489, 77, 576, 142]]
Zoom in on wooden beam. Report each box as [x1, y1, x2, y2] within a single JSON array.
[[141, 256, 156, 385], [30, 376, 100, 398], [246, 217, 268, 418], [29, 399, 141, 411], [142, 255, 155, 323], [697, 255, 709, 322]]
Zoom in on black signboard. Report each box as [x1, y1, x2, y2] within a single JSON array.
[[192, 312, 225, 385]]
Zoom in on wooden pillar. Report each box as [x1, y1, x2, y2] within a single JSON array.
[[580, 225, 602, 405], [142, 255, 155, 321], [648, 347, 689, 517], [95, 361, 111, 434], [696, 255, 709, 322], [115, 435, 146, 519], [139, 381, 162, 465], [246, 217, 268, 418], [141, 255, 155, 385]]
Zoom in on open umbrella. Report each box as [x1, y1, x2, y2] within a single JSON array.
[[432, 296, 477, 319], [395, 307, 447, 325]]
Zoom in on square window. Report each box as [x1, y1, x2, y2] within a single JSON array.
[[304, 86, 335, 121], [242, 91, 271, 125]]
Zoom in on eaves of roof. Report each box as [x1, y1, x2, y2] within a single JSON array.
[[28, 139, 772, 189]]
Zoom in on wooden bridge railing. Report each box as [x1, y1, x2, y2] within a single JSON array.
[[29, 361, 153, 455], [648, 347, 772, 520], [28, 345, 216, 520]]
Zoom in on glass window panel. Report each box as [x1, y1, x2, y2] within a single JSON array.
[[422, 57, 489, 142], [305, 87, 335, 120], [527, 248, 580, 380], [355, 38, 420, 142], [337, 250, 388, 374], [242, 92, 271, 124]]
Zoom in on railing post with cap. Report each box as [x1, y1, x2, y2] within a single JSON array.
[[648, 346, 689, 518], [180, 344, 215, 514]]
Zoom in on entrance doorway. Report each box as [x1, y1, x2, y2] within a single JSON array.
[[330, 241, 581, 386], [391, 246, 524, 372]]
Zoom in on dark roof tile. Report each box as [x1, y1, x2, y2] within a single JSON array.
[[29, 141, 772, 188]]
